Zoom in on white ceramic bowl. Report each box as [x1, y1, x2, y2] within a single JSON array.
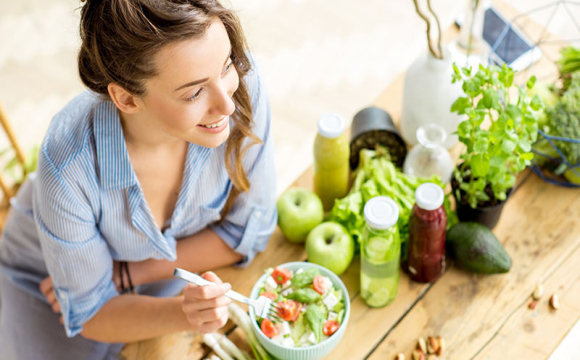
[[249, 262, 350, 360]]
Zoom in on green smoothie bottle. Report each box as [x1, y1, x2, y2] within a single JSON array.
[[361, 196, 401, 308], [313, 113, 350, 211]]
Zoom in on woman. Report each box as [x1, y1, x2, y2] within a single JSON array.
[[0, 0, 277, 359]]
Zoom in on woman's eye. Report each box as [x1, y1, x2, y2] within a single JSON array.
[[223, 61, 233, 74], [187, 88, 203, 102]]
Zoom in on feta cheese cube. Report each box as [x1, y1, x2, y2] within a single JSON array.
[[295, 268, 304, 275], [323, 292, 339, 310], [281, 337, 295, 347], [307, 332, 317, 344], [300, 306, 307, 312], [271, 334, 284, 344], [328, 311, 338, 321], [275, 321, 291, 336], [281, 288, 293, 297], [265, 276, 278, 293], [282, 280, 292, 289], [321, 276, 333, 295], [283, 321, 292, 335]]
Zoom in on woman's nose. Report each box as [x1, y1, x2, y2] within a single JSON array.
[[210, 83, 236, 117]]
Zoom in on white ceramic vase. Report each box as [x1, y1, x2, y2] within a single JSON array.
[[400, 48, 464, 149]]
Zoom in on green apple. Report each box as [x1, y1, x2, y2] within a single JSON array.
[[305, 222, 355, 275], [276, 187, 324, 243]]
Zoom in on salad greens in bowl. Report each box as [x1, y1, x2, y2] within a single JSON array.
[[249, 262, 350, 360]]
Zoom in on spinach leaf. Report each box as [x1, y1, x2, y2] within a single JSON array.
[[287, 288, 321, 303], [291, 268, 319, 288]]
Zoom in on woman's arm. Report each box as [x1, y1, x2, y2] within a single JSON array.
[[129, 228, 243, 287], [81, 272, 231, 343], [81, 294, 190, 342], [40, 245, 236, 342]]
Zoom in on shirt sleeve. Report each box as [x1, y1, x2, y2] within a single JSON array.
[[33, 148, 118, 338], [210, 59, 277, 267]]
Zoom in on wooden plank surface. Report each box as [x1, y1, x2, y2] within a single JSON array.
[[475, 237, 580, 360], [366, 173, 580, 359]]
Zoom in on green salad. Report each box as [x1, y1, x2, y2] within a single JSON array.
[[255, 266, 346, 347]]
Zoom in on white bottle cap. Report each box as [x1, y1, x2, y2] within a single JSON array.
[[317, 113, 345, 139], [415, 183, 444, 211], [364, 196, 399, 230]]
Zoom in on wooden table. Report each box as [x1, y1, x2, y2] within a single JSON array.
[[121, 2, 580, 359]]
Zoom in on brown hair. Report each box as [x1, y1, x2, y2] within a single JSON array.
[[78, 0, 262, 220]]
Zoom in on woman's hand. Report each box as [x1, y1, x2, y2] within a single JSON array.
[[39, 276, 64, 324], [181, 271, 232, 333], [40, 260, 123, 323]]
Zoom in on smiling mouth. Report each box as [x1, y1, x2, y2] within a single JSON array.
[[198, 117, 227, 129]]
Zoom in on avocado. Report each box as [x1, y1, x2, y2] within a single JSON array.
[[446, 222, 512, 274]]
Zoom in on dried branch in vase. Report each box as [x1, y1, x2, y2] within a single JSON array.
[[412, 0, 443, 59]]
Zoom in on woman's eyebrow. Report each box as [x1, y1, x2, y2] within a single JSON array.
[[173, 47, 233, 92], [174, 77, 209, 92]]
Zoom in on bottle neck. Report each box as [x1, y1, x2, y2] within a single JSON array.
[[413, 204, 445, 221]]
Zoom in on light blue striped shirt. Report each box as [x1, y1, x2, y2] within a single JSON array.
[[0, 63, 277, 337]]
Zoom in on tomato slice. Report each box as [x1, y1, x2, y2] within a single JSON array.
[[313, 275, 327, 295], [271, 267, 292, 285], [261, 318, 278, 338], [323, 320, 340, 336], [276, 300, 299, 322], [290, 302, 303, 322], [260, 291, 277, 301]]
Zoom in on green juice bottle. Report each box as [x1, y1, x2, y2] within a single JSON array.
[[313, 113, 350, 211], [361, 196, 401, 308]]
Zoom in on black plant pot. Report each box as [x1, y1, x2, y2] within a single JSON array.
[[349, 106, 407, 170], [450, 174, 511, 229]]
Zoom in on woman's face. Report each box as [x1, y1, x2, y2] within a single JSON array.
[[138, 19, 239, 148]]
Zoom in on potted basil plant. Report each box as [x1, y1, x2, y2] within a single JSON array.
[[450, 64, 543, 228]]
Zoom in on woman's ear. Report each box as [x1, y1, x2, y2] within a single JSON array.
[[107, 83, 143, 114]]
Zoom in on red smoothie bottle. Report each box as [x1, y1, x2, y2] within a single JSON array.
[[407, 183, 447, 283]]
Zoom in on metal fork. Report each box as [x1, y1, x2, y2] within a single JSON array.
[[173, 268, 281, 321]]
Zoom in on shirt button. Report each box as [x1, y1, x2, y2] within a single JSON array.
[[254, 211, 261, 219]]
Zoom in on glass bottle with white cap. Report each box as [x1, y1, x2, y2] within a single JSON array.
[[406, 182, 447, 283], [313, 113, 350, 211], [361, 196, 401, 308]]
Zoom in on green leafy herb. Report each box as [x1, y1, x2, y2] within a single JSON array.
[[451, 63, 541, 208], [305, 304, 325, 343]]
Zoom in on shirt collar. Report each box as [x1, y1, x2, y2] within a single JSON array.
[[93, 100, 137, 190]]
